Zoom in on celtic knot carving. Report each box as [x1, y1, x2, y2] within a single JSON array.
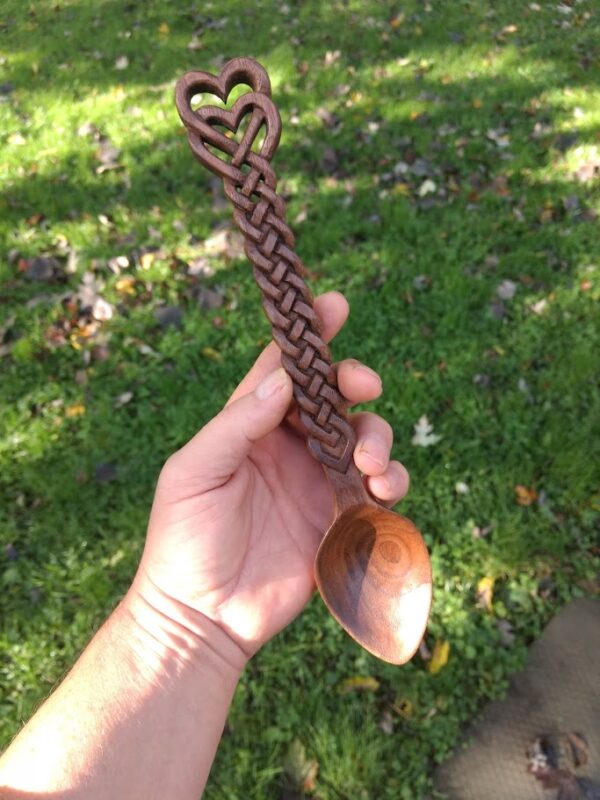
[[175, 58, 355, 472]]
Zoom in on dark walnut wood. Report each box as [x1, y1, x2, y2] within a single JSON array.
[[175, 57, 432, 664]]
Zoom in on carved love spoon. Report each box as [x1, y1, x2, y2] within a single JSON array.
[[175, 57, 432, 664]]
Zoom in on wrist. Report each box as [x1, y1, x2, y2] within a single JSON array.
[[120, 572, 248, 687]]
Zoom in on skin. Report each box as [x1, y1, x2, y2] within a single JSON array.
[[0, 292, 410, 799]]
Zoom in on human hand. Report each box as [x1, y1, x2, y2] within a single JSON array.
[[131, 292, 410, 667]]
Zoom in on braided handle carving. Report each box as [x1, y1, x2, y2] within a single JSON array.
[[175, 58, 356, 473]]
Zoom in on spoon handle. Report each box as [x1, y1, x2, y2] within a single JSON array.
[[176, 58, 358, 475]]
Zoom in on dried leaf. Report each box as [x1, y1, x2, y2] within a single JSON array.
[[95, 462, 117, 483], [92, 297, 114, 321], [201, 346, 222, 362], [108, 255, 129, 273], [339, 675, 380, 693], [187, 33, 203, 51], [472, 523, 493, 539], [515, 484, 538, 506], [391, 698, 414, 719], [411, 415, 442, 447], [379, 710, 395, 734], [65, 403, 86, 418], [418, 178, 437, 197], [115, 276, 136, 295], [496, 279, 517, 300], [139, 252, 156, 270], [23, 256, 58, 282], [283, 739, 319, 794], [427, 639, 450, 674], [476, 576, 495, 611], [204, 229, 245, 260], [497, 619, 515, 646], [114, 391, 133, 409], [197, 287, 224, 311], [155, 305, 182, 328]]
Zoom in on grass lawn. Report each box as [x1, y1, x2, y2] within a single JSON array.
[[1, 0, 599, 797]]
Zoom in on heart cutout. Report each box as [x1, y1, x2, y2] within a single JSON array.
[[175, 58, 281, 186]]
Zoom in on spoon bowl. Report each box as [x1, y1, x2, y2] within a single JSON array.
[[315, 470, 432, 664]]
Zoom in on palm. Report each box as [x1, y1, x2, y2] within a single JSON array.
[[146, 424, 334, 654]]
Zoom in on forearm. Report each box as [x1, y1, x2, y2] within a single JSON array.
[[0, 581, 245, 800]]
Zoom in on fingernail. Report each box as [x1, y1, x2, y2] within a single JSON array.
[[353, 363, 382, 385], [256, 368, 288, 400], [358, 435, 386, 467]]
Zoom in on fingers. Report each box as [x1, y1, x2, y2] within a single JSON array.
[[336, 359, 382, 405], [351, 411, 410, 507], [366, 462, 410, 508], [228, 291, 349, 404], [352, 412, 393, 475]]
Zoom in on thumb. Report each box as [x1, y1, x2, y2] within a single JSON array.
[[169, 367, 293, 487]]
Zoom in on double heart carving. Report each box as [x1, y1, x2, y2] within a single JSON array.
[[175, 58, 356, 473]]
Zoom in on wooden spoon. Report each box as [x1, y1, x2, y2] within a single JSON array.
[[175, 57, 432, 664], [316, 461, 432, 664]]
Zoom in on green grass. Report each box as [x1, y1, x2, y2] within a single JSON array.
[[1, 0, 599, 797]]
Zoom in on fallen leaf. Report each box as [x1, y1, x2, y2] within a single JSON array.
[[115, 276, 136, 295], [108, 255, 129, 273], [476, 576, 495, 611], [158, 21, 169, 35], [496, 619, 515, 646], [379, 710, 394, 734], [391, 698, 414, 719], [489, 298, 506, 320], [91, 344, 110, 363], [427, 639, 450, 674], [472, 523, 493, 539], [496, 279, 517, 300], [413, 274, 432, 291], [574, 156, 600, 184], [201, 346, 222, 362], [197, 287, 224, 311], [95, 137, 122, 173], [203, 229, 245, 260], [283, 739, 319, 794], [411, 415, 442, 447], [515, 484, 538, 506], [95, 462, 117, 483], [187, 257, 215, 278], [155, 306, 182, 328], [139, 252, 156, 270], [114, 391, 133, 409], [339, 675, 380, 693], [115, 55, 129, 70], [418, 178, 437, 197], [23, 256, 58, 282], [486, 128, 511, 148], [92, 297, 114, 321], [530, 298, 548, 315], [65, 403, 86, 418], [187, 33, 203, 51], [5, 543, 18, 561]]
